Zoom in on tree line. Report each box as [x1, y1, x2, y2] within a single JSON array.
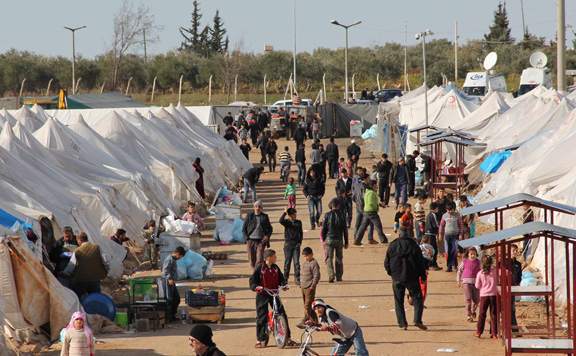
[[0, 1, 575, 100]]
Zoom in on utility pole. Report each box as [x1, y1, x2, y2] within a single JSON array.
[[292, 0, 297, 93], [143, 28, 148, 63], [416, 30, 433, 132], [404, 22, 408, 91], [519, 0, 527, 38], [557, 0, 566, 91], [64, 25, 87, 95], [454, 21, 459, 84], [331, 20, 362, 103]]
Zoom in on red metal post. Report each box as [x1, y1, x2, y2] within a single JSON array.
[[566, 242, 572, 341], [551, 235, 556, 337]]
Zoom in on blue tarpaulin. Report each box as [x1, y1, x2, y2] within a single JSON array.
[[480, 151, 512, 174], [0, 208, 32, 230]]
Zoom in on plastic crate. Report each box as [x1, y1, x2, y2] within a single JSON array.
[[185, 289, 220, 307]]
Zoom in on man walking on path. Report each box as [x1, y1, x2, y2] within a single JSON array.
[[321, 199, 349, 283], [266, 138, 278, 172], [355, 181, 388, 245], [256, 132, 269, 165], [303, 169, 325, 230], [335, 169, 353, 228], [346, 140, 361, 174], [279, 208, 303, 284], [385, 229, 428, 331], [293, 123, 307, 149], [243, 201, 273, 269], [376, 154, 393, 207], [352, 168, 373, 240], [406, 151, 420, 197], [242, 166, 264, 203], [295, 144, 306, 185], [392, 158, 410, 208], [325, 136, 340, 179]]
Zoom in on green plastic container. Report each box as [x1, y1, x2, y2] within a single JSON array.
[[115, 312, 129, 328], [129, 277, 156, 300]]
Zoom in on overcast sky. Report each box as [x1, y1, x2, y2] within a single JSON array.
[[2, 0, 574, 58]]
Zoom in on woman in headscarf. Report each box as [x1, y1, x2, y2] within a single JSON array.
[[60, 312, 94, 356], [193, 157, 206, 200]]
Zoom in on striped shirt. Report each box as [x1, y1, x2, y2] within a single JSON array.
[[279, 151, 292, 163]]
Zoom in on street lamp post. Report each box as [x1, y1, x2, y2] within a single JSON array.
[[331, 20, 362, 103], [64, 25, 87, 95], [415, 29, 433, 130]]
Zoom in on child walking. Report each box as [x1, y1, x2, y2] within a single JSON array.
[[284, 177, 297, 209], [60, 312, 95, 356], [475, 255, 498, 338], [457, 248, 481, 322], [297, 247, 321, 328], [393, 205, 406, 234]]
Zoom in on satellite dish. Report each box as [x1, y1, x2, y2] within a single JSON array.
[[529, 51, 548, 69], [483, 52, 498, 71]]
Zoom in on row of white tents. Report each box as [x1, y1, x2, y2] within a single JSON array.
[[383, 84, 576, 305], [0, 104, 251, 278]]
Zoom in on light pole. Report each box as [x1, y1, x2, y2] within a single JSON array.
[[415, 29, 433, 130], [64, 25, 86, 95], [331, 20, 362, 103]]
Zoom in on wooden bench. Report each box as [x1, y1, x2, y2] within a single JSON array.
[[511, 338, 574, 353]]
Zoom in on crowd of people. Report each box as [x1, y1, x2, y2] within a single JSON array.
[[236, 132, 530, 354]]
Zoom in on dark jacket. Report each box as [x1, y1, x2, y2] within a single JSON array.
[[425, 211, 439, 235], [346, 143, 361, 161], [249, 263, 286, 291], [384, 236, 427, 283], [256, 135, 269, 151], [335, 177, 353, 196], [406, 155, 417, 174], [72, 242, 108, 283], [50, 238, 79, 272], [295, 147, 306, 163], [321, 210, 349, 244], [325, 142, 339, 160], [376, 160, 393, 183], [511, 258, 522, 286], [223, 115, 234, 126], [242, 212, 273, 240], [279, 212, 303, 245], [266, 141, 278, 155], [303, 175, 325, 197], [203, 345, 226, 356], [392, 164, 410, 185], [243, 167, 261, 185], [293, 127, 307, 143]]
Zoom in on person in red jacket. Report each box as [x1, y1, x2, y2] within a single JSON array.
[[249, 249, 295, 348]]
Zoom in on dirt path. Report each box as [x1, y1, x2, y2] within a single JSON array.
[[54, 138, 505, 356]]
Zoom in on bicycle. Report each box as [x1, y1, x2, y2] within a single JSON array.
[[298, 325, 320, 356], [262, 287, 290, 348]]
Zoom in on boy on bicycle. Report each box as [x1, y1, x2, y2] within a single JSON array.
[[249, 249, 295, 348], [310, 299, 369, 356]]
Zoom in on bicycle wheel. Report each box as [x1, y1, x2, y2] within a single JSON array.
[[274, 315, 289, 348]]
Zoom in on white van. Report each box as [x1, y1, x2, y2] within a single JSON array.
[[272, 99, 313, 107], [463, 72, 507, 96]]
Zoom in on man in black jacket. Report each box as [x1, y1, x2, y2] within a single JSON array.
[[303, 169, 325, 230], [322, 199, 349, 283], [295, 144, 306, 186], [406, 150, 420, 197], [385, 232, 428, 330], [346, 140, 361, 173], [376, 153, 393, 207], [243, 201, 273, 269], [335, 169, 353, 228], [223, 112, 234, 127], [279, 208, 303, 284], [293, 124, 307, 148], [189, 324, 226, 356], [325, 136, 339, 179], [256, 132, 269, 165], [242, 166, 264, 203]]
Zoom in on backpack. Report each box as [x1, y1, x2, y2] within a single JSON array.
[[444, 213, 460, 236]]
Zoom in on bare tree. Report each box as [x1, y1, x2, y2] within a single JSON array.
[[111, 0, 158, 88]]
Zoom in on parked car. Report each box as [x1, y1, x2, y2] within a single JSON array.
[[374, 89, 403, 103], [272, 99, 313, 107]]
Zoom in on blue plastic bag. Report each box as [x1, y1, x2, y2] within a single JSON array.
[[175, 250, 208, 280]]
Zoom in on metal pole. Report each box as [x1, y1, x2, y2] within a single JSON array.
[[178, 74, 184, 105], [208, 75, 213, 104], [125, 77, 132, 96], [377, 73, 381, 91], [72, 31, 76, 95], [263, 74, 267, 105], [520, 0, 527, 37], [557, 0, 566, 91], [454, 21, 459, 84], [46, 78, 53, 96], [345, 27, 349, 103], [234, 74, 238, 101], [143, 28, 148, 63], [75, 78, 82, 94], [322, 73, 327, 102], [293, 0, 297, 92], [404, 22, 408, 91], [423, 35, 429, 129]]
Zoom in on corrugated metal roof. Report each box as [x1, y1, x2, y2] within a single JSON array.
[[420, 136, 485, 147], [458, 222, 576, 249], [409, 124, 439, 133], [460, 193, 576, 216]]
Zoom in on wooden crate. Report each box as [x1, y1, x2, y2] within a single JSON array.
[[186, 305, 225, 324]]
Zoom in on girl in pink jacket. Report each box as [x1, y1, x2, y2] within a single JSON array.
[[457, 248, 481, 322], [474, 255, 498, 338]]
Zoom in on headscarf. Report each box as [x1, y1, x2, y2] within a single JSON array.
[[64, 311, 94, 355]]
